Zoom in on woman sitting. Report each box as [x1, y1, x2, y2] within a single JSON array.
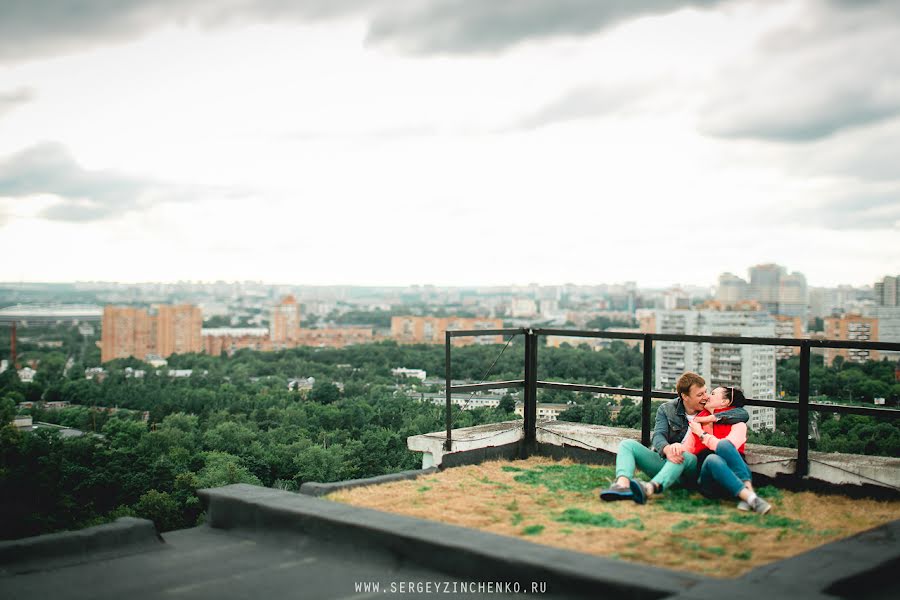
[[684, 386, 772, 514]]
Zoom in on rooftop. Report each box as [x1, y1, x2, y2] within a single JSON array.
[[2, 478, 896, 600], [329, 456, 900, 578]]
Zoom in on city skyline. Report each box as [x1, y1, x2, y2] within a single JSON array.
[[1, 1, 898, 286], [0, 266, 892, 293]]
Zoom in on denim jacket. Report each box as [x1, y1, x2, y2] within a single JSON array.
[[651, 399, 749, 457]]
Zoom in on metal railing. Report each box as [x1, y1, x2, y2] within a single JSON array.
[[444, 327, 900, 477]]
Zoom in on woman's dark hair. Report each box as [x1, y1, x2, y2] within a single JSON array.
[[724, 387, 746, 408]]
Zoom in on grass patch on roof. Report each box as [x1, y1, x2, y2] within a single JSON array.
[[657, 488, 726, 515], [330, 456, 900, 578], [509, 463, 616, 493], [554, 508, 644, 530]]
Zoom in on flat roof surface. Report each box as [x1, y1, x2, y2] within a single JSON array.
[[0, 525, 568, 600]]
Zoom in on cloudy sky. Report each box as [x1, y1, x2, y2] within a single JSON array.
[[0, 0, 898, 288]]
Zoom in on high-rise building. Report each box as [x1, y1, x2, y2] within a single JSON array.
[[270, 295, 302, 347], [874, 275, 899, 307], [745, 264, 808, 325], [391, 316, 503, 346], [778, 272, 808, 323], [101, 306, 154, 363], [824, 315, 880, 365], [101, 304, 201, 363], [748, 264, 785, 314], [653, 309, 777, 432], [156, 304, 202, 358], [716, 273, 748, 304]]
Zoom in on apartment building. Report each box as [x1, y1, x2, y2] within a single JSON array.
[[653, 309, 778, 432], [390, 316, 503, 346], [101, 304, 201, 363], [824, 315, 880, 365]]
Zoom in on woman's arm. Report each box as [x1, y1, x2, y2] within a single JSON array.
[[703, 422, 747, 452]]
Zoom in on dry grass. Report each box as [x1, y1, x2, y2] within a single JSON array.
[[329, 457, 900, 577]]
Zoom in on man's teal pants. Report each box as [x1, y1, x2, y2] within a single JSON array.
[[615, 439, 698, 490]]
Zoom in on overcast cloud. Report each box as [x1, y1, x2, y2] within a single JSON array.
[[699, 1, 900, 142], [0, 0, 897, 286], [0, 142, 175, 222], [0, 87, 34, 117], [0, 1, 733, 62]]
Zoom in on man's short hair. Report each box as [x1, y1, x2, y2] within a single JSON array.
[[676, 372, 705, 398]]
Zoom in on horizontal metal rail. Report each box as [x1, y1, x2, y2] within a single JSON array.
[[445, 326, 900, 475], [537, 381, 676, 398], [447, 328, 526, 337], [449, 380, 525, 393], [450, 379, 900, 419], [536, 328, 899, 350]]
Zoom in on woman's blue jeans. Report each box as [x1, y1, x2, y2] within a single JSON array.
[[698, 440, 752, 498]]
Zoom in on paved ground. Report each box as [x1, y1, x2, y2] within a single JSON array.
[[0, 525, 572, 600]]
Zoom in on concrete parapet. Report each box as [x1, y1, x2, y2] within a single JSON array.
[[298, 467, 438, 496], [198, 483, 700, 598], [407, 421, 523, 468], [408, 420, 900, 494], [0, 517, 162, 575]]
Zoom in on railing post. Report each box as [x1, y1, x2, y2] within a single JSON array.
[[444, 331, 452, 451], [523, 328, 538, 457], [797, 341, 810, 477], [642, 334, 653, 447]]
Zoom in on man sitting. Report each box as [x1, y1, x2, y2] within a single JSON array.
[[599, 372, 749, 503]]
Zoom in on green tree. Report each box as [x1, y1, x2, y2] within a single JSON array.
[[309, 381, 341, 404], [196, 452, 262, 488], [0, 396, 15, 425], [133, 490, 182, 532]]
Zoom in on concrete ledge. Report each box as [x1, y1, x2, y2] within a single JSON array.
[[0, 517, 163, 575], [408, 421, 523, 468], [664, 519, 900, 600], [199, 483, 700, 599], [299, 468, 438, 497], [751, 518, 900, 595], [409, 420, 900, 495]]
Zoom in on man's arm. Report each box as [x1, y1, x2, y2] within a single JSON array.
[[682, 430, 698, 455], [715, 406, 749, 425], [651, 404, 670, 457]]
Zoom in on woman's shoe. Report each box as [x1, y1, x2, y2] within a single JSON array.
[[750, 497, 772, 515]]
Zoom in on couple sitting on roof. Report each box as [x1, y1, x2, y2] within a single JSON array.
[[599, 371, 772, 514]]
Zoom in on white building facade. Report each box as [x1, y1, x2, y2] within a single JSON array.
[[654, 310, 777, 433]]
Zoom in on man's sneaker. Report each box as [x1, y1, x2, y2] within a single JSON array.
[[749, 496, 772, 515], [737, 500, 751, 511], [628, 479, 649, 505], [599, 483, 633, 502]]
